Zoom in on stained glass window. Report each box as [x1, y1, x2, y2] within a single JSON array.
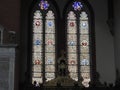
[[67, 1, 92, 87], [31, 0, 94, 87], [45, 11, 56, 82], [67, 11, 78, 81], [80, 12, 90, 87], [72, 1, 83, 11], [32, 10, 43, 84], [32, 0, 56, 85], [39, 0, 49, 10]]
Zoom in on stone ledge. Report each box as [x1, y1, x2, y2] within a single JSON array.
[[0, 44, 18, 48]]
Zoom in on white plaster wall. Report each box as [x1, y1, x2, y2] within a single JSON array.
[[89, 0, 115, 84]]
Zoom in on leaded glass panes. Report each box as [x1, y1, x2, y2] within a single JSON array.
[[80, 58, 90, 66], [33, 34, 43, 52], [69, 73, 78, 78], [69, 73, 78, 81], [45, 78, 55, 82], [67, 11, 78, 81], [45, 45, 55, 52], [33, 65, 42, 72], [80, 21, 88, 31], [45, 73, 55, 78], [68, 46, 77, 53], [46, 20, 55, 29], [68, 65, 77, 72], [80, 46, 89, 53], [68, 59, 77, 65], [45, 10, 55, 81], [33, 10, 43, 33], [39, 0, 49, 10], [45, 34, 55, 45], [81, 73, 90, 87], [67, 21, 77, 33], [80, 53, 90, 76], [32, 7, 56, 84], [32, 53, 43, 64], [45, 53, 55, 64], [32, 10, 43, 84], [80, 35, 89, 46], [45, 65, 55, 72], [33, 73, 42, 78], [80, 11, 91, 87], [32, 78, 43, 85], [31, 1, 94, 87], [67, 34, 77, 46], [33, 46, 42, 53], [80, 66, 90, 73], [80, 54, 90, 60], [33, 34, 43, 42], [67, 9, 91, 87], [72, 1, 83, 11], [68, 54, 77, 62]]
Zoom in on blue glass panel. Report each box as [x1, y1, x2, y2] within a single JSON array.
[[39, 0, 49, 10], [35, 39, 41, 45], [68, 41, 76, 46], [48, 21, 53, 27], [46, 59, 54, 64], [72, 1, 83, 11], [81, 59, 89, 65]]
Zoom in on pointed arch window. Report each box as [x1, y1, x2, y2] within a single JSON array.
[[31, 0, 57, 85], [66, 1, 95, 87], [30, 0, 95, 87]]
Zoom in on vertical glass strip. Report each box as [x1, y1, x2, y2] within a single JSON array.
[[67, 11, 78, 81], [79, 11, 90, 87], [32, 10, 43, 85], [45, 10, 55, 82]]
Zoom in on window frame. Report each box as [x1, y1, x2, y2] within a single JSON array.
[[63, 0, 96, 87], [29, 0, 59, 84]]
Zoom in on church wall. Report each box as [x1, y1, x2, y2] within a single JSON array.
[[0, 0, 20, 90], [55, 0, 116, 85], [0, 0, 20, 32], [0, 0, 116, 88], [114, 0, 120, 76], [89, 0, 115, 84]]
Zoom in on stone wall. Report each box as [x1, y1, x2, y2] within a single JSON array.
[[0, 45, 16, 90]]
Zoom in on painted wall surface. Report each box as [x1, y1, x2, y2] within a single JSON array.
[[114, 0, 120, 73], [89, 0, 115, 84]]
